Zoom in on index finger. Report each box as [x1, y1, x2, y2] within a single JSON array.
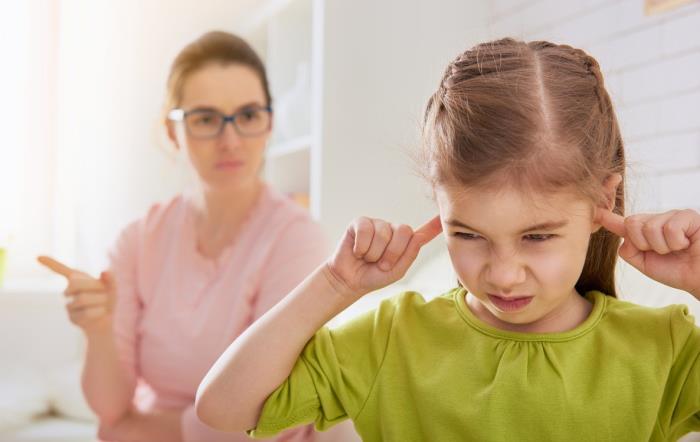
[[596, 209, 626, 237], [37, 255, 76, 278], [414, 215, 443, 245]]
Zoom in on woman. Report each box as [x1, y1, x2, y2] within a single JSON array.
[[39, 31, 328, 441]]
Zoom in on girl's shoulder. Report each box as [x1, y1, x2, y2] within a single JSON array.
[[601, 292, 696, 328], [596, 292, 699, 358]]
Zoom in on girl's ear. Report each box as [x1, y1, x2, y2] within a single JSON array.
[[591, 173, 622, 233], [166, 120, 179, 150], [602, 173, 622, 211]]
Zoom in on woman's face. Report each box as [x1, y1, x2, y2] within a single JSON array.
[[169, 63, 270, 192], [436, 183, 601, 332]]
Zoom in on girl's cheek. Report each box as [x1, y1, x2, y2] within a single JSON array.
[[447, 242, 486, 283], [528, 249, 583, 288]]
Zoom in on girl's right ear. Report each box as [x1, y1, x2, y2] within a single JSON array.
[[166, 120, 179, 150]]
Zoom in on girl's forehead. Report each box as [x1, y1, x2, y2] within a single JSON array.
[[435, 184, 593, 224]]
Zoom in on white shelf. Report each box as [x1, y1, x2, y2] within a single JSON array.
[[267, 135, 312, 159]]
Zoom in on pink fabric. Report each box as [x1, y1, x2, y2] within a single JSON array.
[[108, 185, 328, 441]]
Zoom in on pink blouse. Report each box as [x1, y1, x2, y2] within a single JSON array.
[[108, 185, 328, 441]]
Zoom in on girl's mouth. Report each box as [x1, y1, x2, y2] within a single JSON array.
[[487, 294, 533, 312]]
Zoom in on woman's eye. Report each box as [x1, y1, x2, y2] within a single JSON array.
[[524, 234, 555, 242], [191, 113, 219, 125], [240, 110, 260, 121], [454, 232, 481, 240]]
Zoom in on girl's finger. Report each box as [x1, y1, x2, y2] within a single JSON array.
[[351, 217, 374, 258], [378, 224, 413, 271], [415, 215, 443, 245], [596, 209, 625, 237], [364, 220, 393, 263], [664, 209, 699, 251], [392, 229, 431, 275], [624, 214, 653, 252], [618, 239, 645, 273], [641, 211, 676, 255]]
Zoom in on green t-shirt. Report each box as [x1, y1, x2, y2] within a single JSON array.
[[249, 289, 700, 441]]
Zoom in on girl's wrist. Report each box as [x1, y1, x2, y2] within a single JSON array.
[[319, 263, 365, 305]]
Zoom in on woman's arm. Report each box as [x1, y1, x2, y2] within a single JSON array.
[[38, 257, 136, 425], [98, 408, 182, 442], [196, 216, 441, 432]]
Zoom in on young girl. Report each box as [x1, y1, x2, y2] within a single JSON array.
[[196, 38, 700, 441]]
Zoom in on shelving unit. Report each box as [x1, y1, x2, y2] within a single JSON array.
[[242, 0, 319, 212]]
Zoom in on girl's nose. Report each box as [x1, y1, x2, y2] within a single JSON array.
[[484, 253, 527, 292]]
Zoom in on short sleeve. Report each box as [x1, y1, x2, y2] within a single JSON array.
[[247, 295, 402, 439], [663, 305, 700, 439], [181, 404, 313, 442], [253, 219, 328, 319], [108, 219, 143, 388]]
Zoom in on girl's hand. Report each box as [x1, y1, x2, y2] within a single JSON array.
[[597, 209, 700, 298], [323, 215, 442, 299], [37, 256, 116, 335]]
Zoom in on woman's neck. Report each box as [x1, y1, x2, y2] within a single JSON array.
[[191, 180, 264, 259]]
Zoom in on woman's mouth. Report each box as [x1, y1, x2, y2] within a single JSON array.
[[487, 294, 533, 312], [215, 160, 244, 170]]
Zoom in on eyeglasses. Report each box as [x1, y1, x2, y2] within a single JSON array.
[[168, 106, 273, 139]]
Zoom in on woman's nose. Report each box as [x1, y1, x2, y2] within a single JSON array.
[[217, 121, 243, 150]]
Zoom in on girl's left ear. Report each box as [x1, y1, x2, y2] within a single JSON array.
[[592, 173, 622, 233], [602, 173, 622, 211]]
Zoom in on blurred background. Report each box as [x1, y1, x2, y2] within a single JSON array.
[[0, 0, 699, 440]]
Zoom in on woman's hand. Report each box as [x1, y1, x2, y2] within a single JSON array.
[[98, 408, 183, 442], [598, 208, 700, 298], [37, 256, 116, 335], [323, 215, 442, 300]]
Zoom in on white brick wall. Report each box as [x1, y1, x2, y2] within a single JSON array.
[[487, 0, 700, 213]]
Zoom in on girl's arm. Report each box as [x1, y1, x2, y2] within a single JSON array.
[[195, 216, 442, 432], [38, 257, 135, 425]]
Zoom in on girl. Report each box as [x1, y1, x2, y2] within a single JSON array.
[[195, 38, 700, 441], [38, 31, 328, 441]]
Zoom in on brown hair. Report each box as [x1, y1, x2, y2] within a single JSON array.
[[421, 38, 625, 297], [164, 30, 271, 116]]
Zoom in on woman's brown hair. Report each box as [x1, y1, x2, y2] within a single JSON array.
[[164, 30, 272, 117], [421, 38, 625, 297]]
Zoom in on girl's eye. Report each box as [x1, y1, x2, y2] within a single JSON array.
[[524, 234, 555, 242], [453, 232, 481, 240]]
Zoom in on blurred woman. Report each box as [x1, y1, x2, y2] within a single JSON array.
[[40, 31, 327, 441]]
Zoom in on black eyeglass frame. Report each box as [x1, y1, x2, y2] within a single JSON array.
[[167, 106, 273, 138]]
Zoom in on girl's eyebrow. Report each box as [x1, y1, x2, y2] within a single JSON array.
[[445, 219, 569, 235]]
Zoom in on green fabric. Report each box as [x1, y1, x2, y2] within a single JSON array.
[[248, 289, 700, 441]]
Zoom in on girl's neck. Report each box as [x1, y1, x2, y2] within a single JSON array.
[[190, 179, 264, 259], [467, 289, 593, 334]]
